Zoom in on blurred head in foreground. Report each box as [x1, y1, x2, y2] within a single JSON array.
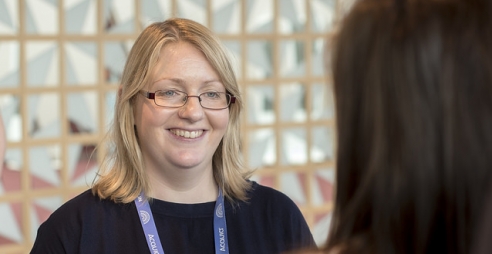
[[324, 0, 492, 253]]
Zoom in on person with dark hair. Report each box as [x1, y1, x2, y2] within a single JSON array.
[[30, 18, 315, 254], [317, 0, 492, 253]]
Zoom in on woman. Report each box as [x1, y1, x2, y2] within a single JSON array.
[[31, 18, 315, 254], [319, 0, 492, 253]]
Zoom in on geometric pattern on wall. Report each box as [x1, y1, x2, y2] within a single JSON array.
[[104, 41, 134, 83], [311, 168, 334, 206], [178, 0, 207, 25], [0, 0, 19, 35], [0, 201, 22, 245], [104, 0, 135, 33], [26, 41, 59, 87], [0, 148, 22, 194], [25, 0, 58, 35], [247, 40, 273, 79], [0, 0, 343, 252], [212, 0, 241, 33], [140, 0, 172, 28], [279, 171, 308, 205], [0, 41, 20, 87], [65, 42, 98, 85], [64, 0, 97, 34], [29, 145, 62, 189], [67, 92, 98, 134], [28, 93, 61, 139], [246, 0, 273, 33], [68, 143, 98, 187]]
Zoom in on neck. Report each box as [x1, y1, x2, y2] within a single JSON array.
[[146, 166, 218, 204]]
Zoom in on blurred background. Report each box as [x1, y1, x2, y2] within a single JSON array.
[[0, 0, 355, 252]]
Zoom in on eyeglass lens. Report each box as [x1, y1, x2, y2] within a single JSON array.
[[153, 90, 231, 109]]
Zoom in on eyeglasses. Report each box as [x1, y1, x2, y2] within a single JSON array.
[[140, 90, 236, 110]]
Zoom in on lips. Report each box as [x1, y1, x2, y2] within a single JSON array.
[[170, 129, 204, 139]]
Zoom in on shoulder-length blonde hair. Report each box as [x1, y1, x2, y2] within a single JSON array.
[[93, 18, 252, 204]]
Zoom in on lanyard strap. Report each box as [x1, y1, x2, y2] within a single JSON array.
[[135, 193, 165, 254], [213, 189, 229, 253], [134, 189, 230, 254]]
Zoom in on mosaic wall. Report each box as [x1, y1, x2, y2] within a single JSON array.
[[0, 0, 353, 252]]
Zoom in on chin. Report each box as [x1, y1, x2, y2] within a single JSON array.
[[172, 150, 210, 164], [172, 157, 206, 169]]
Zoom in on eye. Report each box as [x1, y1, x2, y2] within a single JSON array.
[[202, 92, 221, 99], [156, 90, 181, 98]]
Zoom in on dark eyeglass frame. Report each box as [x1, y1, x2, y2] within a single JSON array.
[[140, 90, 236, 110]]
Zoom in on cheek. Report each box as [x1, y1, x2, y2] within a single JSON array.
[[142, 110, 167, 129], [213, 112, 230, 132], [135, 102, 164, 132]]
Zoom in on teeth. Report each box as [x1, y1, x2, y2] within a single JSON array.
[[171, 129, 203, 139]]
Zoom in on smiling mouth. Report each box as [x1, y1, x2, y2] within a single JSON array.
[[170, 129, 204, 139]]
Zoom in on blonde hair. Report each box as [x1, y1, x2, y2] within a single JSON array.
[[93, 18, 252, 204]]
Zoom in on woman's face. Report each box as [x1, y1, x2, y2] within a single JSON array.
[[134, 42, 229, 174]]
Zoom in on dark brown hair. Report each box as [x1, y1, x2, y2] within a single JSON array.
[[325, 0, 492, 253]]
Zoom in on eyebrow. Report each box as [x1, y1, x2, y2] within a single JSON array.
[[152, 78, 223, 86], [152, 78, 183, 85]]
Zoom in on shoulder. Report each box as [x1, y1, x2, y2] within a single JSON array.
[[52, 190, 96, 213], [53, 189, 107, 214], [31, 190, 140, 253], [40, 190, 99, 227], [40, 189, 132, 230], [31, 190, 103, 252]]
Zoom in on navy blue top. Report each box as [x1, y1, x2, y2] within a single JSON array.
[[31, 181, 316, 254]]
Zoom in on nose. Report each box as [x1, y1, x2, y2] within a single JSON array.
[[178, 95, 204, 121]]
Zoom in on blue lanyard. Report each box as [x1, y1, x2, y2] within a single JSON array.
[[134, 189, 229, 254]]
